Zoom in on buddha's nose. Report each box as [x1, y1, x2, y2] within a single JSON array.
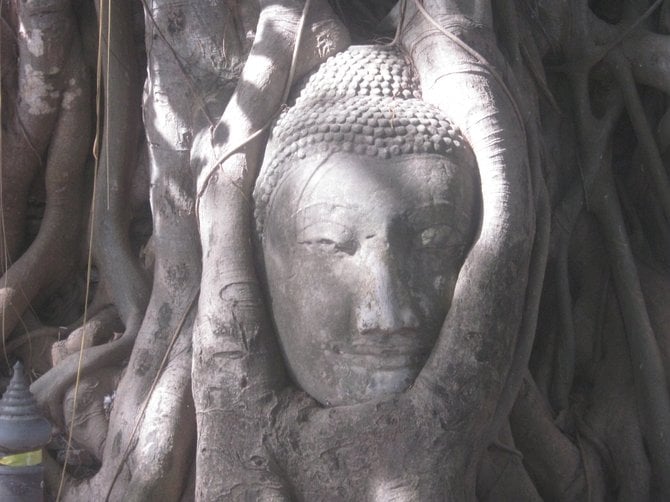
[[355, 246, 419, 334]]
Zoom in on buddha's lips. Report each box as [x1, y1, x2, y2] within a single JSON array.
[[323, 332, 432, 361]]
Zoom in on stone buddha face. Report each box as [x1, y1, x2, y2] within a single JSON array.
[[261, 150, 480, 406]]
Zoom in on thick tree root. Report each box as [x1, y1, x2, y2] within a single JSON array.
[[31, 314, 141, 427], [0, 8, 93, 338], [510, 373, 588, 500], [8, 1, 670, 500], [192, 0, 349, 498], [592, 173, 670, 496], [400, 4, 534, 494], [92, 0, 149, 327], [0, 0, 75, 265], [50, 305, 122, 365]]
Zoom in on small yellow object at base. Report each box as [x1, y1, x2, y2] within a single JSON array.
[[0, 450, 42, 467]]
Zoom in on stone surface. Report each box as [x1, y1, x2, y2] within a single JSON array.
[[260, 151, 479, 405]]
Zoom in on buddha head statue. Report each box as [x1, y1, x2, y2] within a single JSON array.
[[254, 45, 481, 407]]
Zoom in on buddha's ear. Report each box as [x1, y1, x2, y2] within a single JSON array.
[[401, 0, 541, 492]]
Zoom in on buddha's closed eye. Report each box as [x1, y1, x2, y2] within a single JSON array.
[[298, 221, 358, 255], [415, 224, 464, 252]]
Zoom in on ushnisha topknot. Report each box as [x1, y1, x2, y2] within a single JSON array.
[[253, 45, 476, 237]]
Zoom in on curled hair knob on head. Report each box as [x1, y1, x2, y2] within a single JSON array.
[[253, 45, 477, 238]]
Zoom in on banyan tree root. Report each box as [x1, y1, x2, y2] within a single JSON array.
[[550, 7, 670, 493], [31, 0, 149, 458], [91, 0, 149, 327], [3, 297, 117, 370], [191, 0, 349, 499], [12, 1, 670, 499], [399, 1, 534, 494], [0, 0, 77, 267], [510, 373, 591, 501], [45, 0, 231, 498], [31, 314, 140, 428], [0, 0, 93, 340], [50, 306, 123, 367], [62, 365, 121, 462]]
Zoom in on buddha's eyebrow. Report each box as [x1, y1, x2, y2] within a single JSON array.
[[406, 202, 456, 217], [293, 202, 357, 219], [405, 202, 473, 234]]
